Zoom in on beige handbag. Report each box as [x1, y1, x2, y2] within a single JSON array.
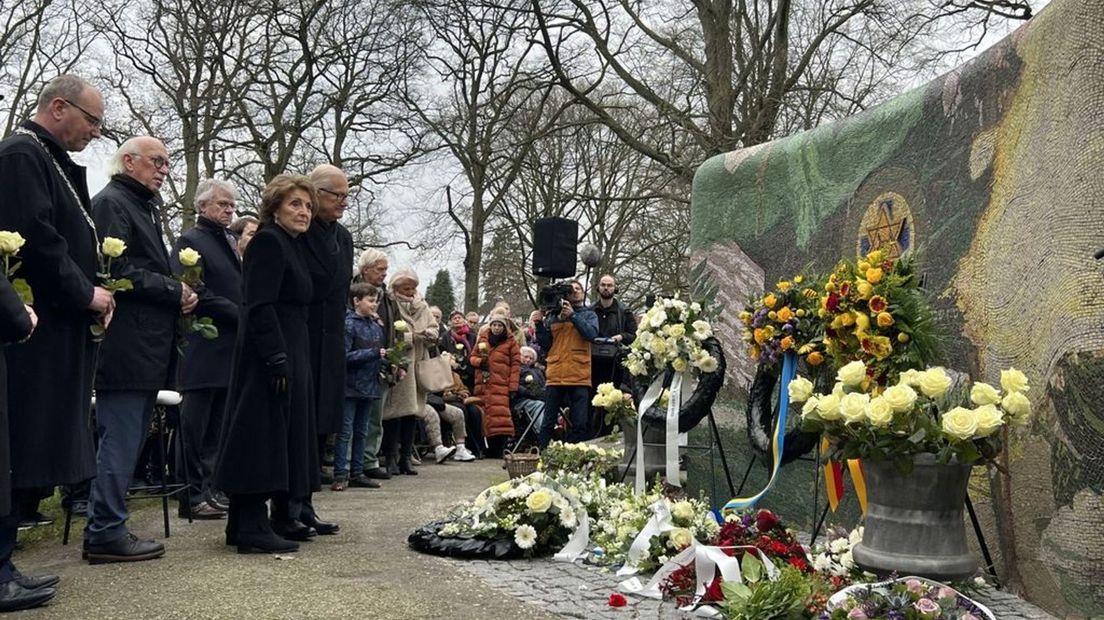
[[415, 346, 455, 393]]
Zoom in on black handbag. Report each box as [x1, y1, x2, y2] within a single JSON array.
[[592, 304, 625, 360]]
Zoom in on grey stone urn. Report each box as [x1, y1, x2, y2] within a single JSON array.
[[853, 453, 977, 581]]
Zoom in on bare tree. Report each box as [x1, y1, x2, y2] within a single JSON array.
[[406, 0, 570, 312]]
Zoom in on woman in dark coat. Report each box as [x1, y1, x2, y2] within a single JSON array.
[[470, 315, 520, 457], [214, 175, 317, 554]]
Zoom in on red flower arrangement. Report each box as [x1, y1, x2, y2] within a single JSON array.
[[660, 509, 811, 606]]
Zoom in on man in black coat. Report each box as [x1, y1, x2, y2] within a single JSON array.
[[171, 179, 242, 519], [0, 74, 113, 605], [590, 275, 637, 436], [287, 164, 353, 535], [84, 136, 198, 564]]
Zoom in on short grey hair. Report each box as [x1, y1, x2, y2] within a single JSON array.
[[37, 74, 93, 112], [195, 178, 239, 208], [229, 215, 258, 236], [357, 248, 387, 273], [520, 346, 537, 359], [106, 137, 144, 176]]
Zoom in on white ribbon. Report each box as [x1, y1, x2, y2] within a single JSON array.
[[616, 499, 674, 576], [634, 377, 666, 494], [665, 372, 684, 487], [634, 371, 693, 494]]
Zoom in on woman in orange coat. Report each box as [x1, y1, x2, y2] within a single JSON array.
[[470, 316, 520, 457]]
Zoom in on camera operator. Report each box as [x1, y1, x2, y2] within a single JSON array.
[[535, 280, 598, 447], [589, 275, 637, 436]]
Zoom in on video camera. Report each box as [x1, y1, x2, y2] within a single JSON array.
[[538, 281, 574, 316]]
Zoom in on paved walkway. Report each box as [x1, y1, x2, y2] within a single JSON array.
[[13, 458, 1057, 619]]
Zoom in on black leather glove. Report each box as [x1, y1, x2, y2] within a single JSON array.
[[265, 353, 289, 395]]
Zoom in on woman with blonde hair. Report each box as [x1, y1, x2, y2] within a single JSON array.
[[379, 267, 438, 475], [214, 174, 318, 554]]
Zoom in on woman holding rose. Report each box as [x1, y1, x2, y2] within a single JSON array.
[[214, 175, 318, 554]]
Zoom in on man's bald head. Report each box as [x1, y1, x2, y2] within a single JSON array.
[[309, 163, 348, 223]]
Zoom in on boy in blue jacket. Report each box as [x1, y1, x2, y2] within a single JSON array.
[[334, 283, 386, 490]]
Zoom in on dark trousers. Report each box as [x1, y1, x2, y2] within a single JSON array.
[[381, 416, 416, 461], [84, 390, 155, 545], [177, 387, 227, 507], [459, 403, 484, 457], [229, 493, 271, 537], [538, 385, 591, 447], [0, 488, 39, 583]]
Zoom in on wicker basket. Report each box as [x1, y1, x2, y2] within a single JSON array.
[[503, 447, 540, 479]]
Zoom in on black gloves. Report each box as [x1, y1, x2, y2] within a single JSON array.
[[265, 353, 289, 395]]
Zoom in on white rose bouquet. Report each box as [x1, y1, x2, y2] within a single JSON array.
[[622, 296, 718, 380], [540, 440, 623, 480], [796, 360, 1031, 473]]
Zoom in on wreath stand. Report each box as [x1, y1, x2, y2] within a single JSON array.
[[617, 406, 737, 499]]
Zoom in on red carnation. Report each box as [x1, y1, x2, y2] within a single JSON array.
[[608, 593, 628, 607], [788, 556, 811, 572], [825, 293, 841, 312]]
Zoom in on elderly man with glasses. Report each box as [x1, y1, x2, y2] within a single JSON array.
[[0, 74, 114, 610], [83, 136, 198, 564], [170, 179, 244, 520]]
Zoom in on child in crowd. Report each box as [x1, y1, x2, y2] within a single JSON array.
[[333, 283, 386, 491]]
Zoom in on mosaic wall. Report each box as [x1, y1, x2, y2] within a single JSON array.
[[688, 0, 1104, 614]]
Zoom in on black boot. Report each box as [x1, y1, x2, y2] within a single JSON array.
[[233, 494, 299, 554], [398, 455, 418, 476]]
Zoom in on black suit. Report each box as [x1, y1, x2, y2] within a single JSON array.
[[172, 216, 242, 508]]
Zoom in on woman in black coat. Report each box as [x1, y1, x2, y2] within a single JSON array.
[[214, 175, 317, 554]]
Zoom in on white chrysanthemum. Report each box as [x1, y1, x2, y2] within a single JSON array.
[[514, 524, 537, 549], [559, 508, 577, 528]]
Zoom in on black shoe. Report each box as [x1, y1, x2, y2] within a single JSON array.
[[398, 457, 419, 476], [270, 519, 316, 541], [0, 581, 56, 612], [189, 501, 228, 520], [387, 461, 401, 476], [12, 570, 59, 591], [349, 475, 381, 489], [235, 530, 299, 554], [301, 512, 339, 535], [207, 491, 230, 512], [363, 466, 392, 480], [85, 533, 165, 565]]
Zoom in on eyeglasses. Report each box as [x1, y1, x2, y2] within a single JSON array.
[[214, 200, 236, 210], [130, 153, 170, 170], [63, 99, 103, 129], [317, 187, 351, 203]]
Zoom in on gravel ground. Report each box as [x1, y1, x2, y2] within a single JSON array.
[[13, 459, 556, 619]]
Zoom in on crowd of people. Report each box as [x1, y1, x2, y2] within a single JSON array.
[[0, 74, 639, 612]]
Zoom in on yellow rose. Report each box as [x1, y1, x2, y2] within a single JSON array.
[[776, 306, 794, 322], [942, 406, 978, 441], [1001, 391, 1032, 426], [853, 312, 870, 333], [668, 527, 693, 550], [806, 351, 825, 366], [0, 231, 26, 254], [918, 367, 953, 399], [866, 249, 885, 263], [817, 393, 842, 421], [525, 489, 553, 513], [837, 360, 867, 387], [777, 280, 793, 291], [876, 312, 894, 328], [1000, 367, 1029, 394], [969, 382, 1001, 406], [787, 376, 814, 403], [865, 397, 894, 427], [780, 335, 794, 351], [763, 294, 778, 309], [839, 392, 869, 424], [881, 383, 918, 413], [865, 267, 883, 284], [973, 404, 1004, 437], [178, 247, 201, 267], [857, 261, 871, 272], [671, 358, 688, 373], [856, 280, 873, 299], [102, 237, 127, 258]]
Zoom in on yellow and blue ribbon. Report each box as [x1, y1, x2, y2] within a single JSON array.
[[723, 350, 797, 513]]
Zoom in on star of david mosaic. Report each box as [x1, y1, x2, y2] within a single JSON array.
[[857, 191, 913, 259]]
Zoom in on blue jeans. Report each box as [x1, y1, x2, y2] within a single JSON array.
[[538, 385, 591, 447], [85, 390, 156, 544], [335, 397, 379, 478]]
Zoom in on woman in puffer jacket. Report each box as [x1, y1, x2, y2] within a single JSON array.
[[469, 315, 519, 457]]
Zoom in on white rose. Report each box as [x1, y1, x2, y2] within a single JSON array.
[[1000, 367, 1029, 393], [941, 406, 978, 441], [918, 367, 953, 399], [973, 404, 1004, 437], [671, 501, 695, 522], [0, 231, 26, 254], [829, 538, 849, 554], [649, 309, 668, 328], [970, 382, 1001, 406], [668, 324, 686, 338], [837, 361, 867, 387], [668, 527, 693, 550], [801, 397, 820, 420], [865, 397, 894, 427], [787, 376, 814, 403], [817, 393, 842, 421], [898, 368, 923, 387], [881, 384, 918, 414], [1001, 391, 1032, 426], [839, 392, 869, 424]]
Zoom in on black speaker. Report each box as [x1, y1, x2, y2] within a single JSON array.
[[531, 217, 578, 279]]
